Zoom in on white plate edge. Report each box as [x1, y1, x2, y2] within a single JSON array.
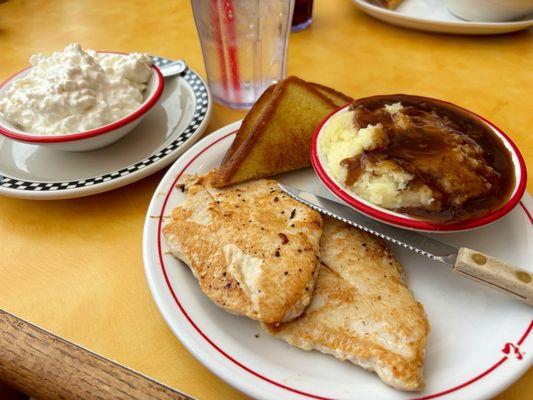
[[352, 0, 533, 34], [0, 70, 212, 200], [142, 123, 533, 400]]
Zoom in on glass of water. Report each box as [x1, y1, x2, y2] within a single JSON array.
[[191, 0, 295, 109]]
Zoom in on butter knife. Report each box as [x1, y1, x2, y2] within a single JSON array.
[[279, 184, 533, 307]]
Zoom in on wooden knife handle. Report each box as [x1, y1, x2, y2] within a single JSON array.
[[454, 247, 533, 306]]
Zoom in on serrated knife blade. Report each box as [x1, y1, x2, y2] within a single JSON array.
[[279, 183, 533, 306], [279, 183, 459, 266], [278, 183, 533, 307]]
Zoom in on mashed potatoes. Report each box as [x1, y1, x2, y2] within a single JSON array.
[[318, 106, 436, 210]]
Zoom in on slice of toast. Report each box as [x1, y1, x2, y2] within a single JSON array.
[[309, 82, 352, 107], [220, 84, 277, 166], [214, 77, 339, 187]]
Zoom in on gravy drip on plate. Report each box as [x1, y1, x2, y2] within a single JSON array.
[[341, 97, 515, 222]]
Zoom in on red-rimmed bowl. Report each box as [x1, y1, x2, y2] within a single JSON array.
[[0, 53, 164, 152], [311, 95, 527, 232]]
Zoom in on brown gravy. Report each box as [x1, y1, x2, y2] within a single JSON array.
[[341, 95, 515, 223]]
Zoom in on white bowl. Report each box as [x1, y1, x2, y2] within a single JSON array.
[[310, 95, 528, 232], [444, 0, 533, 22], [0, 53, 164, 152]]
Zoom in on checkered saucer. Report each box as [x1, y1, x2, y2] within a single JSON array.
[[0, 56, 211, 200]]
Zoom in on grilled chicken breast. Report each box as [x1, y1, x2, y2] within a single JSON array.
[[264, 217, 429, 391], [162, 172, 323, 324]]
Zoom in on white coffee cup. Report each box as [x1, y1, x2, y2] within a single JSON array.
[[444, 0, 533, 22]]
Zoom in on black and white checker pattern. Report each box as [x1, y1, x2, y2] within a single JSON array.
[[0, 56, 209, 193]]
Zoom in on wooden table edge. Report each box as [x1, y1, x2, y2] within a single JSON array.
[[0, 308, 195, 400]]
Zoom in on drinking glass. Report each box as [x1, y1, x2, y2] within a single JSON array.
[[191, 0, 295, 109]]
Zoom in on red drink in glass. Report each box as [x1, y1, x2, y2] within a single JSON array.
[[292, 0, 314, 32]]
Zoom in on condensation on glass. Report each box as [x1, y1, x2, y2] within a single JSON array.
[[191, 0, 295, 109]]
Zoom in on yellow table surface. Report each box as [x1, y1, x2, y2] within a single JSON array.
[[0, 1, 531, 399]]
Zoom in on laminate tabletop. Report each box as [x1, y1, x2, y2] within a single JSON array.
[[0, 1, 531, 399]]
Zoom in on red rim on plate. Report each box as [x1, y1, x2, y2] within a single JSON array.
[[152, 130, 532, 400], [0, 52, 164, 143], [310, 96, 528, 232]]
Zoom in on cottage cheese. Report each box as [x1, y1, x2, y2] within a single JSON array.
[[0, 43, 153, 135]]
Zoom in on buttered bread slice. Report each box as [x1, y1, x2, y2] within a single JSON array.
[[308, 82, 352, 107], [162, 172, 323, 324], [214, 77, 342, 188]]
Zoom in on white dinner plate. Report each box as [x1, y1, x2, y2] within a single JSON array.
[[0, 56, 211, 200], [143, 122, 533, 400], [352, 0, 533, 35]]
